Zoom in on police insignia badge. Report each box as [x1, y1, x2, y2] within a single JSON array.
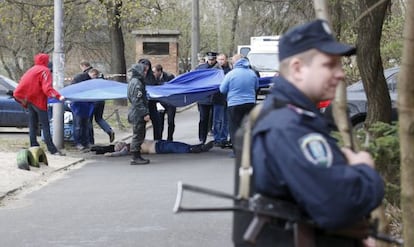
[[299, 133, 333, 168]]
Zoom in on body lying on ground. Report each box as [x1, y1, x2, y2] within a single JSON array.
[[91, 139, 214, 156]]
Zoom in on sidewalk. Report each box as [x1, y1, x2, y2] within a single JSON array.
[[0, 104, 195, 202]]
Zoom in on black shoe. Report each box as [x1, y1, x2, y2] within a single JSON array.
[[201, 141, 214, 152], [130, 156, 150, 165], [221, 141, 233, 149], [189, 144, 203, 153], [109, 131, 115, 143]]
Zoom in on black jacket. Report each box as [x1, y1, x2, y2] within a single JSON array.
[[72, 66, 93, 84]]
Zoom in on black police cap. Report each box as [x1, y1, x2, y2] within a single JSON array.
[[206, 52, 218, 60], [279, 19, 356, 61]]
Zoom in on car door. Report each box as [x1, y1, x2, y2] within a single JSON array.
[[0, 78, 29, 128]]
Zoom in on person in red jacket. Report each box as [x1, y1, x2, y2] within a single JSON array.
[[13, 53, 65, 156]]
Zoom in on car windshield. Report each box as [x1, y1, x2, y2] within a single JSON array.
[[0, 75, 17, 91], [347, 67, 399, 92], [347, 82, 365, 91], [247, 53, 279, 72]]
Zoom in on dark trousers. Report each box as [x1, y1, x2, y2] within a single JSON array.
[[155, 140, 191, 153], [198, 103, 212, 144], [148, 100, 162, 140], [227, 103, 255, 146], [159, 102, 176, 141], [28, 103, 58, 154], [130, 119, 146, 153]]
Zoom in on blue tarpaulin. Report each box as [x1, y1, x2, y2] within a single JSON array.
[[53, 69, 273, 107], [56, 69, 224, 107], [57, 78, 127, 102], [147, 69, 224, 107]]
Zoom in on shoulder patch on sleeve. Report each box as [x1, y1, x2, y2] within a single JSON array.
[[299, 133, 332, 168], [137, 90, 143, 98]]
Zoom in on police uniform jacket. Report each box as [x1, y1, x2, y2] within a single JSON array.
[[252, 76, 384, 230], [127, 64, 149, 123]]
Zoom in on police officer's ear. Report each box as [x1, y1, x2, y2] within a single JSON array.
[[288, 57, 305, 81]]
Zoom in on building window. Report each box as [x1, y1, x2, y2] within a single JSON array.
[[143, 42, 169, 55]]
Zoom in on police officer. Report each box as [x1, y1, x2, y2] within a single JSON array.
[[138, 58, 163, 141], [127, 63, 151, 165], [195, 51, 220, 144], [250, 19, 384, 246]]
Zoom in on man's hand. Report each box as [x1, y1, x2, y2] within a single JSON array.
[[59, 95, 65, 101], [341, 147, 375, 168]]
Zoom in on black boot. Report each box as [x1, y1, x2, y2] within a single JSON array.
[[201, 141, 214, 152], [189, 144, 203, 153], [130, 151, 150, 165]]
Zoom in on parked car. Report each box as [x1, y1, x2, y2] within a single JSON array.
[[0, 75, 29, 128], [325, 67, 399, 129]]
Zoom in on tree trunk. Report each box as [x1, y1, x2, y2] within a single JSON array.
[[356, 2, 392, 246], [103, 0, 127, 106], [331, 0, 342, 40], [399, 0, 414, 245], [229, 0, 241, 55], [356, 0, 391, 128]]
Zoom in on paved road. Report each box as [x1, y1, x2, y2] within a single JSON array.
[[0, 107, 236, 247]]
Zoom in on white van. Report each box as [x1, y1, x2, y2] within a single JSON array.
[[246, 36, 280, 78]]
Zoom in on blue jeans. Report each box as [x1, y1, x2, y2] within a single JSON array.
[[155, 140, 190, 153], [93, 101, 112, 133], [213, 104, 228, 143], [74, 115, 90, 147], [28, 103, 58, 153], [89, 101, 113, 144]]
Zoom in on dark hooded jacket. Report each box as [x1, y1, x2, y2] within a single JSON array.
[[14, 53, 62, 110], [127, 63, 149, 123]]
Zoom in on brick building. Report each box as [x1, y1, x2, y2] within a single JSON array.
[[132, 30, 180, 76]]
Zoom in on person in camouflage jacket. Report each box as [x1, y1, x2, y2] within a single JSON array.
[[127, 63, 151, 165]]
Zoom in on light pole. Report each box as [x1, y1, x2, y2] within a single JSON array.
[[52, 0, 65, 148]]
